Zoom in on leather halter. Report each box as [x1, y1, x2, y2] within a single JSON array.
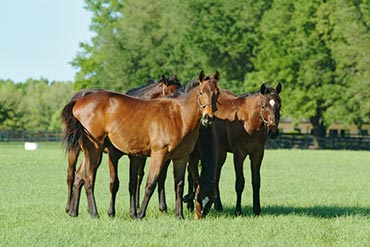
[[260, 103, 276, 127], [197, 96, 213, 109]]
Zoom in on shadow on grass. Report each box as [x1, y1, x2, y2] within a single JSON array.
[[214, 204, 370, 219]]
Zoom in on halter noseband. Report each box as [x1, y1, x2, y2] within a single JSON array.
[[260, 103, 276, 127], [197, 96, 213, 109]]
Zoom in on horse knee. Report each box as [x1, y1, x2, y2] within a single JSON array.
[[73, 175, 84, 189], [110, 178, 119, 193]]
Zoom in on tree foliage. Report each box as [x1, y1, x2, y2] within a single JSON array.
[[1, 0, 369, 134], [0, 79, 75, 130], [70, 0, 370, 136]]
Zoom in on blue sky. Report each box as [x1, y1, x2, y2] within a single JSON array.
[[0, 0, 93, 82]]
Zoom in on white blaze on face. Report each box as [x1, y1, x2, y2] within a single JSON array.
[[202, 196, 210, 208], [269, 99, 275, 107]]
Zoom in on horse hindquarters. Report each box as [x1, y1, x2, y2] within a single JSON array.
[[69, 136, 104, 218]]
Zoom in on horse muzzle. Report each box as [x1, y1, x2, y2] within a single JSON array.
[[194, 185, 214, 219], [201, 114, 214, 127], [267, 126, 279, 139]]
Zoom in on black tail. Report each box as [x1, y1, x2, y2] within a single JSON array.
[[61, 100, 83, 155]]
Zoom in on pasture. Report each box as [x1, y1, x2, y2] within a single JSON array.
[[0, 142, 369, 246]]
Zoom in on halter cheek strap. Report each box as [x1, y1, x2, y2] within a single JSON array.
[[260, 105, 275, 127], [197, 96, 212, 109]]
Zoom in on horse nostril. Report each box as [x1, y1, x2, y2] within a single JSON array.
[[268, 128, 279, 139], [201, 115, 214, 126]]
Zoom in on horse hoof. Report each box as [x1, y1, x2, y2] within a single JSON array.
[[183, 192, 195, 203], [108, 209, 116, 218], [90, 213, 99, 219], [253, 210, 261, 216], [214, 204, 223, 212], [159, 206, 167, 213], [234, 210, 242, 216], [69, 211, 78, 217], [187, 202, 194, 212], [253, 206, 261, 215], [130, 214, 137, 219], [176, 214, 185, 220], [137, 211, 146, 219]]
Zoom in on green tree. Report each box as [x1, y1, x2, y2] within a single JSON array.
[[72, 0, 370, 138], [0, 80, 27, 129], [0, 79, 75, 131], [71, 0, 271, 92], [245, 0, 370, 138]]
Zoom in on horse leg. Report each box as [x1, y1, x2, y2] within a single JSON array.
[[157, 159, 170, 212], [66, 146, 79, 213], [68, 158, 84, 217], [107, 147, 124, 217], [214, 150, 227, 212], [249, 150, 264, 215], [172, 157, 188, 219], [129, 157, 140, 218], [184, 155, 199, 211], [80, 139, 103, 218], [234, 153, 247, 216], [137, 151, 166, 219], [133, 157, 146, 209]]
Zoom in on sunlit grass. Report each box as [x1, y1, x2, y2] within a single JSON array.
[[0, 143, 369, 246]]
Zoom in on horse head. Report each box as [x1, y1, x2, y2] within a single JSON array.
[[159, 74, 182, 97], [259, 83, 282, 139], [197, 71, 220, 126]]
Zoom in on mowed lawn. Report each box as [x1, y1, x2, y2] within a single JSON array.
[[0, 142, 369, 246]]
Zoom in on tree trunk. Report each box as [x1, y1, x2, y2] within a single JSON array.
[[310, 115, 326, 148]]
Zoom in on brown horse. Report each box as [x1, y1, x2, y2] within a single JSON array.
[[61, 71, 220, 219], [185, 83, 282, 216], [63, 75, 181, 217]]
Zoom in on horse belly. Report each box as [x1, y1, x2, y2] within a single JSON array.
[[168, 128, 200, 160], [108, 130, 151, 156]]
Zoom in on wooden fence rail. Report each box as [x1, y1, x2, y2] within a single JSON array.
[[0, 130, 62, 143], [266, 133, 370, 150], [1, 130, 369, 150]]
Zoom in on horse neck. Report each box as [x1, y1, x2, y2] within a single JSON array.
[[178, 87, 201, 128], [243, 94, 265, 132]]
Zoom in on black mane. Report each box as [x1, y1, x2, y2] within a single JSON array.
[[238, 84, 278, 98], [125, 79, 156, 96]]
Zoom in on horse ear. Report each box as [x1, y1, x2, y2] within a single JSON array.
[[214, 70, 220, 81], [276, 82, 282, 94], [260, 83, 267, 95], [161, 74, 168, 85], [199, 70, 205, 82]]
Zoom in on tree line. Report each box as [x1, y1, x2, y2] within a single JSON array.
[[1, 0, 369, 136], [0, 79, 74, 130]]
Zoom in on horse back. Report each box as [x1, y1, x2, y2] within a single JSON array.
[[72, 91, 197, 156]]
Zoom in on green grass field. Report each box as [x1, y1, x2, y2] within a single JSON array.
[[0, 142, 369, 246]]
